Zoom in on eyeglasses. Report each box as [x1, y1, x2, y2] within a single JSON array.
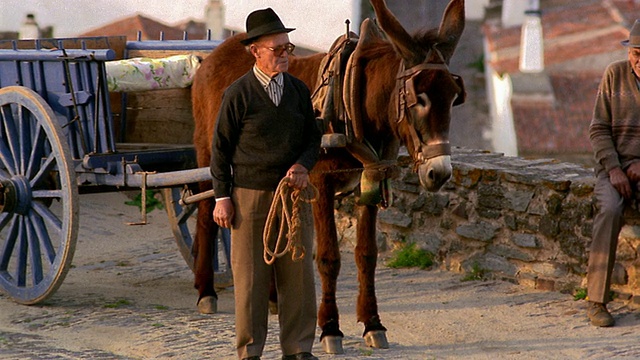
[[262, 42, 296, 56]]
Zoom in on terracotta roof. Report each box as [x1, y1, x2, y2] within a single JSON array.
[[512, 73, 601, 155], [484, 0, 640, 155], [79, 13, 186, 41], [483, 0, 635, 74]]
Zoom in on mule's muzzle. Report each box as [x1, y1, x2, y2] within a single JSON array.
[[416, 155, 452, 192]]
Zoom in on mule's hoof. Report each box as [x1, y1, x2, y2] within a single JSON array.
[[321, 335, 344, 354], [269, 300, 278, 315], [364, 330, 389, 349], [197, 296, 217, 314]]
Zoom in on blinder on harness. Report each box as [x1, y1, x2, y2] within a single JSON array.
[[396, 48, 465, 168]]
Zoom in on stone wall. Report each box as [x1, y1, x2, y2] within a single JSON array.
[[334, 148, 640, 302]]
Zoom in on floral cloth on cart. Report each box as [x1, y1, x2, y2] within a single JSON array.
[[105, 54, 200, 92]]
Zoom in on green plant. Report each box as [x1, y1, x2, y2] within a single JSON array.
[[461, 262, 486, 282], [386, 243, 434, 270], [125, 189, 164, 212], [573, 287, 587, 301], [104, 299, 132, 308]]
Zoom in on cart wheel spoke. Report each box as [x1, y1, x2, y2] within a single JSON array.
[[28, 210, 56, 263], [26, 127, 45, 180], [163, 186, 232, 287], [0, 106, 17, 176], [16, 217, 28, 287], [26, 214, 44, 285], [0, 86, 78, 305], [0, 214, 18, 271], [29, 153, 55, 189]]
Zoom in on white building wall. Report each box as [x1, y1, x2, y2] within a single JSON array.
[[465, 0, 490, 20], [484, 39, 518, 156]]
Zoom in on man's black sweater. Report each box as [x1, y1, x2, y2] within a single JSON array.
[[210, 70, 321, 198]]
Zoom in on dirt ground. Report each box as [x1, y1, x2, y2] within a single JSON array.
[[1, 192, 640, 360]]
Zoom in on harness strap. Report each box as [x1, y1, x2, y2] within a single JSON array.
[[422, 142, 451, 160]]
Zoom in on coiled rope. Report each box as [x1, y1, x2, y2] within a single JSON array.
[[263, 177, 319, 265]]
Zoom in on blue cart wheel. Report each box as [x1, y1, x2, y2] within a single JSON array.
[[0, 86, 78, 304], [162, 186, 232, 287]]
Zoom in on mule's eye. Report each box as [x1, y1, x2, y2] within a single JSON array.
[[416, 93, 431, 108]]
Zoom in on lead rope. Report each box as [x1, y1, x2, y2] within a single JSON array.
[[263, 177, 319, 265]]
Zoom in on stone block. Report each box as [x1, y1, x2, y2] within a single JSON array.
[[570, 181, 595, 197], [422, 193, 449, 216], [392, 181, 421, 194], [489, 244, 535, 261], [538, 215, 559, 237], [620, 225, 640, 240], [464, 253, 518, 277], [456, 221, 499, 242], [512, 233, 541, 248], [531, 262, 568, 277], [504, 214, 517, 231], [452, 201, 469, 220], [611, 263, 628, 286], [378, 208, 412, 228], [535, 278, 555, 291], [616, 239, 636, 262], [614, 291, 632, 301], [504, 190, 534, 212], [516, 272, 537, 288], [478, 183, 505, 209], [478, 208, 501, 219], [407, 232, 442, 255]]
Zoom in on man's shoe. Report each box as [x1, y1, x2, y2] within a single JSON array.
[[282, 352, 318, 360], [587, 301, 615, 327], [242, 357, 260, 360]]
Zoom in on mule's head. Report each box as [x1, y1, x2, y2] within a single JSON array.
[[371, 0, 465, 192]]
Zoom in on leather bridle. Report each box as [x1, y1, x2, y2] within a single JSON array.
[[395, 47, 465, 169]]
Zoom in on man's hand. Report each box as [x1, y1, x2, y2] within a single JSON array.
[[286, 164, 309, 190], [610, 167, 633, 199], [213, 198, 235, 228], [626, 162, 640, 183]]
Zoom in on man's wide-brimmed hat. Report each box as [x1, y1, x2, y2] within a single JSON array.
[[240, 8, 295, 45], [622, 19, 640, 47]]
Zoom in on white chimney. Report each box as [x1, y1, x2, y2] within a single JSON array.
[[206, 0, 225, 40], [502, 0, 540, 28], [19, 13, 40, 39], [519, 9, 544, 73]]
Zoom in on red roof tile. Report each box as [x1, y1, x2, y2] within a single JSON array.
[[512, 73, 601, 154], [485, 0, 640, 155], [79, 13, 186, 41], [484, 1, 629, 74]]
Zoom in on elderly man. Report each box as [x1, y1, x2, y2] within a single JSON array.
[[210, 7, 321, 360], [588, 19, 640, 327]]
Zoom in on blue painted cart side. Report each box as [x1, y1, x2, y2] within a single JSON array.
[[0, 45, 117, 160], [0, 36, 230, 304]]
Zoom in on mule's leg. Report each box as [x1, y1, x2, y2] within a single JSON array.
[[193, 192, 219, 314], [355, 204, 388, 348], [313, 180, 344, 354]]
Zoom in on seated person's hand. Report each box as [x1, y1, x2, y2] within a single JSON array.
[[626, 161, 640, 183], [610, 167, 632, 199]]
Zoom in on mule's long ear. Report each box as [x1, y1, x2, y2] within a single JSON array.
[[437, 0, 465, 63], [370, 0, 421, 65]]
